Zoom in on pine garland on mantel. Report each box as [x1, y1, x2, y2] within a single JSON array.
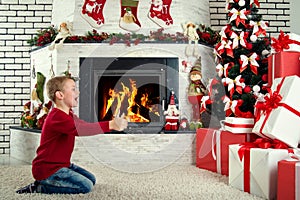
[[27, 26, 220, 48]]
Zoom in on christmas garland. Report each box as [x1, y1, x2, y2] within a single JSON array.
[[27, 26, 220, 47], [27, 26, 109, 46]]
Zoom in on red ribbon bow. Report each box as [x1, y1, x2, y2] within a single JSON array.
[[238, 138, 290, 161], [254, 83, 283, 121], [271, 30, 300, 53], [263, 91, 282, 115]]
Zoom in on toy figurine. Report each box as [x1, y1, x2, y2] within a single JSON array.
[[187, 57, 206, 129], [164, 91, 180, 131]]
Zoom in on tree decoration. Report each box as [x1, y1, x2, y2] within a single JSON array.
[[200, 0, 271, 120], [196, 24, 221, 47]]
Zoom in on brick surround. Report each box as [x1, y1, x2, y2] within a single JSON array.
[[0, 0, 291, 154]]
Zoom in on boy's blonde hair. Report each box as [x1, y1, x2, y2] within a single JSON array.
[[46, 76, 74, 102]]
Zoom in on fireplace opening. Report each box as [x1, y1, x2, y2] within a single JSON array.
[[98, 74, 161, 123], [79, 57, 179, 133]]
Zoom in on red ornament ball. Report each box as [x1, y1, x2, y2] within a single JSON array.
[[237, 99, 244, 105], [244, 86, 252, 93], [246, 42, 253, 50], [262, 74, 268, 82]]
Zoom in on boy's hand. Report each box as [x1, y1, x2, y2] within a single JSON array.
[[109, 113, 128, 131]]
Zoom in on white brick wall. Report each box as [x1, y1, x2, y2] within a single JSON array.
[[0, 0, 53, 154], [0, 0, 292, 155]]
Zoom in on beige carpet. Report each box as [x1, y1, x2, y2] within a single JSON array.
[[0, 164, 264, 200]]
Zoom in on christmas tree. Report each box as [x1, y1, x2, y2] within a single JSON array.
[[201, 0, 271, 121]]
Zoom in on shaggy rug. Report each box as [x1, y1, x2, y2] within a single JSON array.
[[0, 164, 264, 200]]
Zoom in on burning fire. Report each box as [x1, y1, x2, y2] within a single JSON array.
[[104, 78, 159, 122]]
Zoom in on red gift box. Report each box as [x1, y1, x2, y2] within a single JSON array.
[[268, 51, 300, 86], [196, 128, 255, 176], [277, 159, 300, 200]]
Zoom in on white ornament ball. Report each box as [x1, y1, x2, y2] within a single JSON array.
[[253, 85, 260, 93], [262, 49, 270, 56], [239, 0, 246, 6], [250, 35, 258, 42]]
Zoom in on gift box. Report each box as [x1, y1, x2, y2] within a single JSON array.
[[277, 159, 300, 200], [288, 33, 300, 52], [223, 117, 254, 133], [196, 128, 254, 176], [229, 144, 290, 199], [268, 51, 300, 86], [252, 75, 300, 148]]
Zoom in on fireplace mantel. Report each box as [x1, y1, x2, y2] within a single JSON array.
[[30, 43, 215, 120]]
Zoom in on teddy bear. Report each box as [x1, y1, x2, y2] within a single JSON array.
[[182, 22, 200, 57], [48, 22, 72, 50]]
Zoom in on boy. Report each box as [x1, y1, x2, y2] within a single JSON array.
[[16, 76, 128, 194]]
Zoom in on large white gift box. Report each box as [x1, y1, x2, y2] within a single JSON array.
[[229, 144, 290, 199], [252, 75, 300, 148]]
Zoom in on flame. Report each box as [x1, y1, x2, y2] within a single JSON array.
[[103, 78, 158, 123]]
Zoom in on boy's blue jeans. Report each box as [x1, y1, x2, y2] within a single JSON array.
[[37, 163, 96, 194]]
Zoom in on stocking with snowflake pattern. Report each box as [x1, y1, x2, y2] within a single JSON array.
[[81, 0, 107, 28], [148, 0, 173, 28], [119, 0, 141, 32]]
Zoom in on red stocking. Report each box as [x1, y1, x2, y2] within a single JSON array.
[[148, 0, 173, 28], [81, 0, 107, 28], [119, 0, 141, 32]]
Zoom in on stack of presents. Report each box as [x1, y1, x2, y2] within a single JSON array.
[[196, 33, 300, 199]]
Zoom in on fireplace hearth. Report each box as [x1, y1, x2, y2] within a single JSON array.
[[79, 57, 179, 133], [29, 43, 215, 133]]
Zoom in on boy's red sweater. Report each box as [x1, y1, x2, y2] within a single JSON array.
[[32, 108, 109, 180]]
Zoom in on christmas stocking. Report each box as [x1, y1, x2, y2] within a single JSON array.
[[148, 0, 173, 29], [81, 0, 107, 28], [119, 0, 141, 32]]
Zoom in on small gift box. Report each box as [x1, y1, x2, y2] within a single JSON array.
[[268, 31, 300, 87], [252, 75, 300, 148], [196, 128, 253, 176], [277, 158, 300, 200], [229, 142, 290, 199], [223, 117, 254, 133], [267, 51, 300, 86]]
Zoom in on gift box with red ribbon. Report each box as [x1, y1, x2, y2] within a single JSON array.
[[268, 30, 300, 86], [223, 117, 254, 133], [196, 128, 254, 176], [229, 139, 291, 199], [267, 51, 300, 86], [277, 159, 300, 200], [252, 75, 300, 148]]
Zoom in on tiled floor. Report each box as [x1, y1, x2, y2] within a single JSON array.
[[0, 155, 29, 165]]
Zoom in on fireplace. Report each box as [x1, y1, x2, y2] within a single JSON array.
[[79, 57, 179, 133]]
